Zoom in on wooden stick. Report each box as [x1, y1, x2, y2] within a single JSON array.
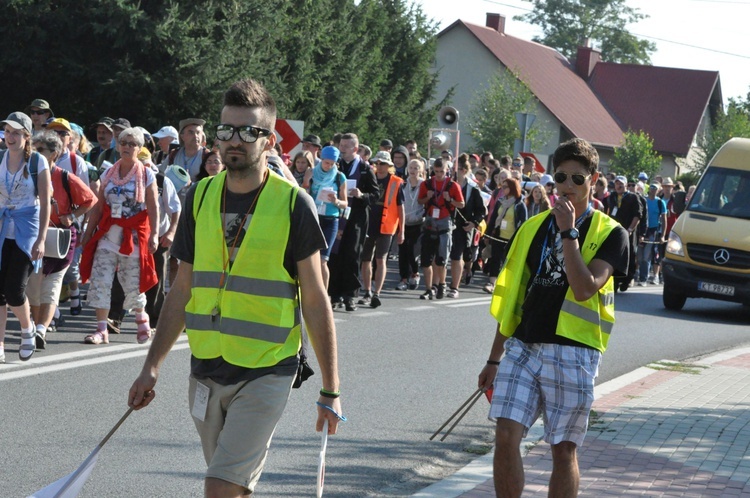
[[440, 390, 484, 441], [430, 388, 482, 441]]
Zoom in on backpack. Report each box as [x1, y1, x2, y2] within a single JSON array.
[[424, 176, 456, 215]]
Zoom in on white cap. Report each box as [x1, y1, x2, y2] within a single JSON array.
[[152, 125, 178, 141]]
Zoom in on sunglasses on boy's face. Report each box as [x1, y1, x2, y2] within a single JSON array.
[[215, 124, 271, 144], [29, 109, 48, 116], [554, 172, 590, 186]]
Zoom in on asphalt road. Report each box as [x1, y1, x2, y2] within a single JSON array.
[[1, 274, 748, 497]]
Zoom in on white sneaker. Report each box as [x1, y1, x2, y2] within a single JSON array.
[[446, 288, 459, 298]]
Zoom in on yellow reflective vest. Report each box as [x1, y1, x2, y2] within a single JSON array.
[[489, 209, 620, 352], [185, 171, 302, 368]]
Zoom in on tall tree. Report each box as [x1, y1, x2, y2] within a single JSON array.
[[695, 94, 750, 174], [0, 0, 439, 148], [609, 130, 662, 181], [467, 70, 544, 156], [516, 0, 656, 64]]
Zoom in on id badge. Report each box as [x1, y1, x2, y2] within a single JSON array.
[[610, 207, 618, 217], [431, 207, 440, 218], [500, 220, 508, 230], [192, 381, 210, 422], [111, 202, 123, 219]]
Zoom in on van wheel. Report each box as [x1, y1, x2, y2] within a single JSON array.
[[663, 285, 687, 310]]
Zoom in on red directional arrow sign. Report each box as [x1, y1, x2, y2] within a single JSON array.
[[275, 119, 304, 156]]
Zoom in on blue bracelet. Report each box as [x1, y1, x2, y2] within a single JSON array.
[[316, 401, 347, 421]]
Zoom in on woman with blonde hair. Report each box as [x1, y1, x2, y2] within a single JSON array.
[[525, 184, 551, 217]]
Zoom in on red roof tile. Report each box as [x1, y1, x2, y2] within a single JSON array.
[[589, 63, 721, 156], [457, 21, 625, 148]]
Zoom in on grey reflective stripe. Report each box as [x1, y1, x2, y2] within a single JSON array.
[[192, 271, 297, 300], [226, 276, 296, 300], [601, 291, 615, 308], [386, 179, 399, 204], [186, 311, 299, 344], [560, 299, 613, 335], [193, 271, 223, 288]]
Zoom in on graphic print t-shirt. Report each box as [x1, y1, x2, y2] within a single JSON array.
[[512, 215, 629, 348]]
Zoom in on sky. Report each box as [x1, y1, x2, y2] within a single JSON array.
[[412, 0, 750, 105]]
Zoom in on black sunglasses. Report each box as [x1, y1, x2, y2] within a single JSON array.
[[29, 109, 48, 116], [215, 124, 271, 144], [554, 172, 590, 186]]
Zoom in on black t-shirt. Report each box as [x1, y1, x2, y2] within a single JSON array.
[[171, 178, 327, 385], [512, 215, 629, 348], [368, 174, 404, 236]]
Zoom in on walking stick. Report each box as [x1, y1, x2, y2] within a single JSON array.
[[430, 388, 483, 441]]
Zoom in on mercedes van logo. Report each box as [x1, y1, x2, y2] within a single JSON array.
[[714, 248, 730, 265]]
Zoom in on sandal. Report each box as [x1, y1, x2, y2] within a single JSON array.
[[19, 329, 36, 361], [483, 282, 494, 294], [84, 330, 109, 345], [136, 319, 152, 345]]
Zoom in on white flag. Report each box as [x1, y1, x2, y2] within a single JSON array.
[[27, 450, 99, 498]]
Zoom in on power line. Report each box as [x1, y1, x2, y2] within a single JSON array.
[[477, 0, 750, 60]]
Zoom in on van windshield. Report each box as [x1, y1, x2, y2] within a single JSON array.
[[687, 166, 750, 220]]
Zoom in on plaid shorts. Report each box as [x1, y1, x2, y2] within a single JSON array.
[[489, 337, 602, 446]]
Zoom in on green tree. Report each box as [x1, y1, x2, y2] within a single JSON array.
[[695, 95, 750, 174], [0, 0, 439, 148], [516, 0, 656, 64], [467, 70, 543, 156], [609, 130, 662, 180]]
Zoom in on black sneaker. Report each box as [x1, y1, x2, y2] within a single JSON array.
[[345, 298, 358, 312], [370, 294, 382, 308], [420, 289, 435, 300], [358, 291, 372, 306], [436, 283, 446, 300], [35, 331, 46, 350]]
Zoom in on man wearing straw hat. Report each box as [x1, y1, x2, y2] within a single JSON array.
[[478, 139, 628, 497]]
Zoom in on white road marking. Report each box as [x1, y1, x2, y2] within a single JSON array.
[[0, 337, 189, 381], [355, 311, 391, 318], [445, 301, 492, 308], [403, 306, 436, 311], [434, 297, 491, 305]]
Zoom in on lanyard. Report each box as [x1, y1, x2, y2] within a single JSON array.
[[212, 171, 269, 320], [4, 157, 24, 199]]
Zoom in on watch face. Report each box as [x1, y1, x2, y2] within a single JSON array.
[[569, 228, 579, 239]]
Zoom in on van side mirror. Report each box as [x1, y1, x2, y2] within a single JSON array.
[[673, 190, 687, 215]]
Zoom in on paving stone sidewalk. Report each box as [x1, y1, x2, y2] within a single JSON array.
[[416, 347, 750, 497]]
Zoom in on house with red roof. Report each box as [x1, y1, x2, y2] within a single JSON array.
[[433, 13, 723, 178]]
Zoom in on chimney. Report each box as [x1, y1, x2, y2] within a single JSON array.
[[575, 45, 601, 80], [486, 13, 505, 34]]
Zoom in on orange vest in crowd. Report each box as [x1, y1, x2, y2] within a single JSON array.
[[380, 174, 404, 235]]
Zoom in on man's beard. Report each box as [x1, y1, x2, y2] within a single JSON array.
[[221, 146, 263, 175]]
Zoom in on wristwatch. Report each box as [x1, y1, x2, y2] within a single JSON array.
[[560, 228, 579, 240]]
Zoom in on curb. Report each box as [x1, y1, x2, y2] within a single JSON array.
[[411, 345, 750, 497]]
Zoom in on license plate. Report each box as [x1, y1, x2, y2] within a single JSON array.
[[698, 282, 735, 296]]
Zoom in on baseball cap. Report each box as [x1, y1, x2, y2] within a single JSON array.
[[46, 118, 73, 132], [112, 118, 131, 130], [615, 175, 627, 184], [379, 139, 393, 148], [638, 172, 649, 181], [153, 125, 179, 141], [1, 112, 33, 134], [178, 118, 205, 133], [540, 174, 554, 186], [649, 183, 660, 190]]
